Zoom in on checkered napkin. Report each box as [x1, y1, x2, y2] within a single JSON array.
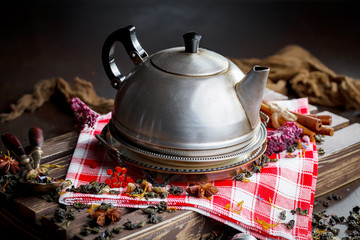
[[59, 98, 317, 240]]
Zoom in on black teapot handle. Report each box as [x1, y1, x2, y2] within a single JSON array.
[[102, 25, 149, 89]]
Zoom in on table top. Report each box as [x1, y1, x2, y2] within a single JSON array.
[[1, 1, 360, 239]]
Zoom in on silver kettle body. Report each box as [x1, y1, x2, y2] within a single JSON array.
[[102, 25, 269, 157]]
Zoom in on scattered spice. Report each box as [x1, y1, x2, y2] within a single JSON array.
[[73, 202, 89, 209], [279, 210, 287, 220], [57, 221, 71, 231], [225, 201, 244, 215], [315, 134, 325, 143], [80, 226, 102, 236], [269, 197, 282, 210], [94, 229, 113, 240], [283, 219, 295, 230], [186, 182, 219, 198], [0, 171, 20, 193], [52, 207, 76, 222], [90, 207, 122, 227], [295, 207, 308, 216], [70, 97, 99, 129], [124, 220, 147, 230], [255, 218, 279, 230], [168, 185, 184, 196], [318, 148, 326, 155], [68, 180, 109, 194], [112, 227, 123, 234], [41, 180, 71, 202], [0, 151, 21, 174]]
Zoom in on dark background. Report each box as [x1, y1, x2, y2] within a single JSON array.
[[1, 0, 360, 146]]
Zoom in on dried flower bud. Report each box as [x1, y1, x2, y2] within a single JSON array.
[[153, 187, 169, 194], [126, 182, 136, 193], [140, 180, 153, 192]]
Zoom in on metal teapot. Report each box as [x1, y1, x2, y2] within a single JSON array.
[[102, 25, 269, 160]]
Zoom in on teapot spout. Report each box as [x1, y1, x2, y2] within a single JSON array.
[[235, 66, 270, 129]]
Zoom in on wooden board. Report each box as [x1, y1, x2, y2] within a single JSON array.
[[1, 132, 235, 240], [1, 100, 359, 238], [315, 123, 360, 197]]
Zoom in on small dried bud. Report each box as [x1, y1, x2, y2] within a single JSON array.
[[126, 182, 136, 193], [153, 187, 168, 194]]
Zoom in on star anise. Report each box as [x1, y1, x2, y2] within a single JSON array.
[[0, 152, 21, 174], [186, 182, 219, 198], [90, 208, 122, 226]]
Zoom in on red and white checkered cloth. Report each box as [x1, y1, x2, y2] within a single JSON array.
[[59, 98, 317, 240]]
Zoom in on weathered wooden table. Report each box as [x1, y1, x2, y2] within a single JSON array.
[[1, 106, 360, 239]]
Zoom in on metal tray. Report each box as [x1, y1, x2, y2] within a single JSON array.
[[96, 124, 267, 183]]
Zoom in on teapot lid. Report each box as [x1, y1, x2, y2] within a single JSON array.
[[150, 32, 229, 76]]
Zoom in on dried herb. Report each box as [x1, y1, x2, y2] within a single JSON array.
[[290, 210, 296, 215], [295, 207, 308, 216], [73, 202, 89, 209], [97, 203, 113, 211], [68, 180, 108, 194], [279, 210, 287, 220], [57, 221, 71, 231], [149, 214, 163, 224], [283, 219, 295, 230], [80, 226, 102, 236], [186, 182, 219, 198], [25, 168, 53, 184], [168, 185, 184, 195], [0, 172, 20, 193], [94, 229, 113, 240], [112, 227, 123, 234], [318, 148, 326, 155], [157, 201, 168, 213], [52, 208, 67, 222], [315, 134, 325, 143], [233, 172, 246, 181], [252, 165, 261, 173], [52, 206, 76, 222], [124, 220, 147, 230], [286, 144, 297, 153]]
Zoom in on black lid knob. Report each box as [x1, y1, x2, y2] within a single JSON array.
[[183, 32, 202, 53]]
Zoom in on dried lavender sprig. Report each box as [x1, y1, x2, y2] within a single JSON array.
[[70, 97, 99, 129]]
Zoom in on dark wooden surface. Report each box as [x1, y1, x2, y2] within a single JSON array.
[[1, 0, 360, 239]]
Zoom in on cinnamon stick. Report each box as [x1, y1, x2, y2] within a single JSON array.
[[308, 114, 332, 125], [316, 126, 334, 136], [260, 102, 273, 116], [291, 112, 322, 131], [278, 116, 316, 140]]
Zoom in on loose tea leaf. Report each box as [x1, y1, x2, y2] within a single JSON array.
[[68, 180, 108, 194], [168, 185, 184, 196], [283, 220, 295, 230], [279, 210, 287, 220]]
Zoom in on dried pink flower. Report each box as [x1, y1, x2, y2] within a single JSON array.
[[265, 122, 302, 156], [70, 97, 99, 129]]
